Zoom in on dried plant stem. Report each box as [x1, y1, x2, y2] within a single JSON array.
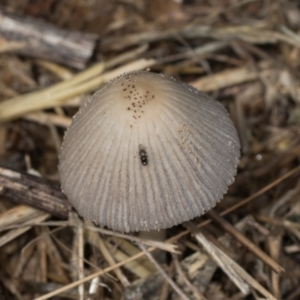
[[84, 225, 178, 254], [103, 240, 152, 279], [30, 162, 300, 300], [191, 60, 274, 92], [185, 222, 277, 300], [36, 227, 47, 283], [173, 255, 207, 300], [39, 228, 69, 284], [0, 45, 152, 123], [159, 260, 175, 300], [138, 243, 190, 300], [36, 60, 74, 80], [268, 232, 282, 299], [86, 221, 130, 287], [0, 166, 70, 218], [110, 237, 156, 272], [0, 58, 155, 122], [0, 211, 49, 247], [14, 240, 35, 277], [168, 164, 300, 243], [23, 112, 72, 128], [207, 210, 284, 275], [33, 246, 158, 300], [77, 220, 84, 300], [2, 163, 299, 300]]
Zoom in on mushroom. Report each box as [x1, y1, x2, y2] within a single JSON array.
[[59, 70, 240, 233]]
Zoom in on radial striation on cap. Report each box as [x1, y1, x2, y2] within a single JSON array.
[[59, 71, 240, 232]]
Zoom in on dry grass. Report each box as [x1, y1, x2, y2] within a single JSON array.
[[1, 0, 300, 299]]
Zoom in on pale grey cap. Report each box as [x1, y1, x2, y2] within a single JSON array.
[[59, 71, 240, 232]]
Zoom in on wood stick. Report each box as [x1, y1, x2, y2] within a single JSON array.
[[0, 6, 97, 69], [207, 209, 284, 275], [0, 166, 70, 218], [186, 221, 277, 300]]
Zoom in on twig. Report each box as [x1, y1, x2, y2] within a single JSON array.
[[86, 221, 130, 287], [207, 210, 284, 275], [23, 112, 72, 128], [191, 60, 274, 92], [4, 165, 300, 299], [0, 7, 97, 68], [103, 240, 152, 279], [173, 255, 207, 300], [39, 228, 69, 284], [138, 243, 190, 300], [0, 211, 49, 247], [35, 227, 47, 283], [33, 246, 158, 300], [77, 218, 84, 300], [109, 236, 156, 273], [159, 260, 175, 300], [0, 166, 70, 218], [102, 22, 269, 50], [0, 46, 153, 122], [84, 225, 178, 254], [185, 222, 250, 295], [185, 222, 277, 300], [168, 164, 300, 243]]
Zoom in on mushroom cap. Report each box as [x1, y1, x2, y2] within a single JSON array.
[[59, 71, 240, 232]]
